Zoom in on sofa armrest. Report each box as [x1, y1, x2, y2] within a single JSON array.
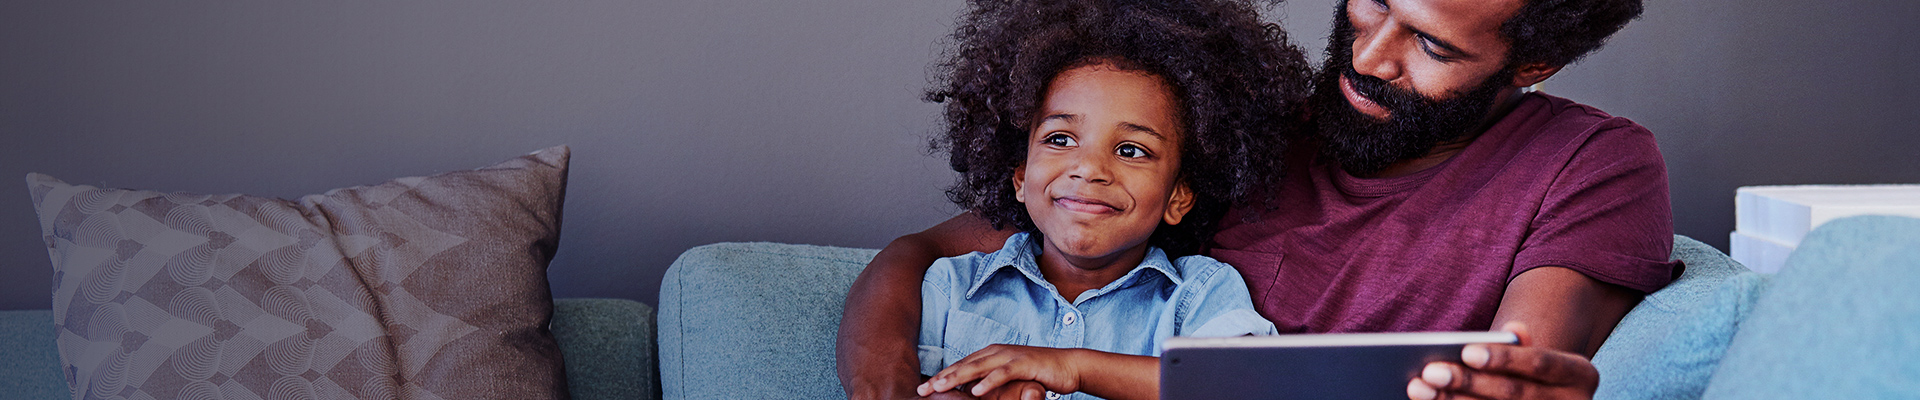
[[1592, 235, 1767, 400], [554, 298, 662, 400], [0, 309, 67, 399], [656, 242, 878, 400]]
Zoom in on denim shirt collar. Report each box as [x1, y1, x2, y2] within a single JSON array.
[[963, 232, 1182, 301]]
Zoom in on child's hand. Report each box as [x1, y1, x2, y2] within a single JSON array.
[[921, 381, 1048, 400], [916, 344, 1085, 398]]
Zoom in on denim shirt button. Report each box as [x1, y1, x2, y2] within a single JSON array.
[[1062, 313, 1076, 326], [1046, 391, 1061, 400]]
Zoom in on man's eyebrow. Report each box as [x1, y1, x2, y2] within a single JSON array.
[[1118, 122, 1167, 141], [1409, 27, 1470, 57]]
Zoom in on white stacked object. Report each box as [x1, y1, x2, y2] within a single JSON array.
[[1731, 184, 1920, 273]]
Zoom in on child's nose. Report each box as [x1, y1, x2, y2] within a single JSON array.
[[1066, 151, 1113, 184]]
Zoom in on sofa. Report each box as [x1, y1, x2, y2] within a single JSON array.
[[0, 298, 662, 400], [5, 215, 1916, 399]]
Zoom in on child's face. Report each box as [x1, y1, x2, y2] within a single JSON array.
[[1013, 62, 1195, 264]]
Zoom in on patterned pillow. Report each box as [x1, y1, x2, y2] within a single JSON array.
[[27, 146, 572, 400]]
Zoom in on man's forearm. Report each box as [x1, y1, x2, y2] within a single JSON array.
[[838, 213, 1014, 399], [1069, 350, 1160, 400], [838, 236, 943, 399], [1492, 266, 1642, 356]]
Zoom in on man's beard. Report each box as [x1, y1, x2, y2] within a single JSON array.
[[1309, 3, 1513, 176]]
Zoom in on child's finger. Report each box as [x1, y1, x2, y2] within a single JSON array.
[[981, 381, 1046, 400], [969, 368, 1019, 397], [931, 352, 1006, 393]]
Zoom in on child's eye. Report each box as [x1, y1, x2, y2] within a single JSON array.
[[1115, 144, 1150, 159], [1043, 133, 1078, 147]]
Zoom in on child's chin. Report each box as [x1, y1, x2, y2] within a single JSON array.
[[1048, 235, 1133, 261]]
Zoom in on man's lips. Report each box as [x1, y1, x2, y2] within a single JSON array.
[[1340, 74, 1391, 119], [1054, 196, 1120, 214]]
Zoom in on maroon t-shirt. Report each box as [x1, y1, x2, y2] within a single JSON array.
[[1209, 92, 1680, 334]]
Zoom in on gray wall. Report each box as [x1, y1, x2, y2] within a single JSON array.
[[3, 0, 1916, 311]]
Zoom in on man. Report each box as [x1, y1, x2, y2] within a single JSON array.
[[839, 0, 1676, 398]]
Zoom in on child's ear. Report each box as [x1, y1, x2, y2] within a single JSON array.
[[1163, 182, 1195, 225], [1012, 166, 1029, 204]]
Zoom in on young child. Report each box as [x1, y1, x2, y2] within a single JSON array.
[[911, 0, 1311, 399]]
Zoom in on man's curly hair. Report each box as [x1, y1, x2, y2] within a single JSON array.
[[926, 0, 1312, 255], [1501, 0, 1643, 68]]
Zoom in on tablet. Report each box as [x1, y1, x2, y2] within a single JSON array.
[[1160, 331, 1519, 400]]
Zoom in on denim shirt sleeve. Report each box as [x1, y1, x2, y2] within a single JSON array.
[[918, 257, 958, 376], [1155, 255, 1277, 355]]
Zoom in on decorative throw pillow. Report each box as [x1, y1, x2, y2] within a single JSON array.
[[1700, 215, 1920, 399], [28, 146, 572, 400]]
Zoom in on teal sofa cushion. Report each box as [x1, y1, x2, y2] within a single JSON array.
[[1593, 235, 1766, 400], [0, 309, 66, 399], [1702, 216, 1920, 399], [657, 242, 876, 400], [553, 298, 662, 400]]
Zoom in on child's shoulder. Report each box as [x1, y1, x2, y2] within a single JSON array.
[[926, 245, 1015, 285], [931, 233, 1032, 278], [1167, 254, 1245, 286]]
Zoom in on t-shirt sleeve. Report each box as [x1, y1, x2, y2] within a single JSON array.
[[1511, 119, 1681, 293], [1158, 257, 1277, 355], [918, 258, 956, 376]]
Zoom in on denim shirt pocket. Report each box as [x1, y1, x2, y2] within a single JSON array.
[[940, 310, 1030, 368]]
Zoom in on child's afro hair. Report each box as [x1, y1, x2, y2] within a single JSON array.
[[927, 0, 1313, 255]]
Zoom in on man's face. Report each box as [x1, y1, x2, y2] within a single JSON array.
[[1310, 0, 1527, 176]]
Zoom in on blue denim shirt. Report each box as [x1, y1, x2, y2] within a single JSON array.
[[918, 233, 1276, 399]]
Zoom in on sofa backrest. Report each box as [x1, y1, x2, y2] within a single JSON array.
[[657, 236, 1766, 400], [656, 242, 875, 400]]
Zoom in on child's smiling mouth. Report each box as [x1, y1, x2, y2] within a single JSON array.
[[1054, 195, 1122, 214]]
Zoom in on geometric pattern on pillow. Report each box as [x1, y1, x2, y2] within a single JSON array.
[[27, 146, 572, 400]]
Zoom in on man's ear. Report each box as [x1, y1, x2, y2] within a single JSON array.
[[1012, 166, 1029, 204], [1162, 182, 1195, 226], [1509, 62, 1563, 88]]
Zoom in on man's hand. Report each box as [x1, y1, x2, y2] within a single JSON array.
[[919, 345, 1084, 398], [1407, 322, 1599, 400]]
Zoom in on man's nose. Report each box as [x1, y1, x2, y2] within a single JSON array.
[[1351, 25, 1404, 83]]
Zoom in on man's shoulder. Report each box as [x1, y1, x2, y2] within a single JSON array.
[[1524, 92, 1652, 138], [1497, 92, 1661, 164]]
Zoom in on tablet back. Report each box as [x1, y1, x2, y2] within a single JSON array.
[[1160, 332, 1517, 400]]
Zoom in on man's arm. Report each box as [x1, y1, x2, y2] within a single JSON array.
[[1491, 266, 1642, 356], [918, 345, 1159, 400], [1408, 266, 1641, 399], [837, 213, 1015, 400]]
